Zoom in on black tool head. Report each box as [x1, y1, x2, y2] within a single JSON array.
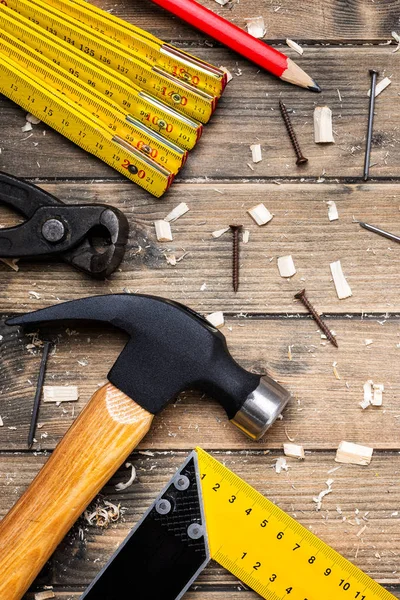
[[7, 294, 290, 438]]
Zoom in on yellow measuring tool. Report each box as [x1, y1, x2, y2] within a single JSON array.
[[39, 0, 227, 97], [0, 30, 187, 174], [3, 0, 217, 123], [0, 3, 202, 151], [0, 54, 173, 196], [196, 448, 395, 600]]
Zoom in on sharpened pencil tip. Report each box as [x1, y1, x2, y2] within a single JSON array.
[[308, 80, 322, 93]]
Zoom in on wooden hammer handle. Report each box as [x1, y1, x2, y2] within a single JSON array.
[[0, 382, 154, 600]]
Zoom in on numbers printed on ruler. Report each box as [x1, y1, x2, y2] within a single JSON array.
[[197, 448, 393, 600]]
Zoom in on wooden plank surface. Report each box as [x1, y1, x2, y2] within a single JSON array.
[[0, 47, 399, 180], [0, 0, 399, 598], [0, 182, 399, 313], [90, 0, 400, 42], [1, 453, 399, 593], [1, 317, 399, 451]]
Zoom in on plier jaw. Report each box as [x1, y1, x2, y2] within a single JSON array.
[[0, 172, 129, 278]]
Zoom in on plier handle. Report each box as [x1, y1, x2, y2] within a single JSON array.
[[0, 172, 129, 278]]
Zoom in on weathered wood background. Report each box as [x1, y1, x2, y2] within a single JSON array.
[[0, 0, 399, 598]]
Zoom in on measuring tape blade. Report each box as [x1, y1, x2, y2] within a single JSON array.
[[0, 4, 202, 151], [0, 54, 173, 196], [0, 29, 187, 173], [196, 448, 396, 600], [39, 0, 227, 97], [3, 0, 216, 123]]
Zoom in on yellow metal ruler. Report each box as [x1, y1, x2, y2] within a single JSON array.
[[0, 53, 173, 196], [196, 447, 396, 600], [3, 0, 217, 123], [0, 3, 202, 151], [39, 0, 227, 97]]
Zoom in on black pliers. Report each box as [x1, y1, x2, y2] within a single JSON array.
[[0, 172, 129, 278]]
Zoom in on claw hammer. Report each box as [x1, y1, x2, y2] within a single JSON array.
[[0, 294, 290, 599]]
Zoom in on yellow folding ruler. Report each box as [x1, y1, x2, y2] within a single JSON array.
[[0, 4, 203, 151], [82, 448, 396, 600], [3, 0, 217, 123], [39, 0, 227, 97], [0, 0, 226, 195]]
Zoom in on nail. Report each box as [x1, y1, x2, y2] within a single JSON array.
[[363, 69, 379, 181], [28, 341, 51, 449]]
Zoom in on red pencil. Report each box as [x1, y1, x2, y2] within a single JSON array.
[[148, 0, 321, 92]]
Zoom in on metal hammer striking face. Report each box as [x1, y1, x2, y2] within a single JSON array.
[[0, 294, 290, 599]]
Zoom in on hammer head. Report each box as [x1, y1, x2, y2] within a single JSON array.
[[7, 294, 290, 440]]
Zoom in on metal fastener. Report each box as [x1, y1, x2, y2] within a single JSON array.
[[294, 289, 338, 348], [41, 218, 66, 243], [155, 498, 172, 515], [28, 341, 52, 449], [359, 221, 400, 244], [174, 474, 190, 490], [279, 100, 308, 166], [363, 69, 379, 181], [187, 522, 204, 539], [229, 224, 243, 292]]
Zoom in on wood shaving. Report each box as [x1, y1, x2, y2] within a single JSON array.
[[287, 345, 292, 361], [364, 339, 373, 346], [247, 203, 273, 226], [330, 260, 352, 300], [214, 0, 230, 5], [165, 254, 177, 266], [368, 76, 391, 97], [0, 416, 3, 427], [244, 16, 266, 39], [0, 257, 19, 271], [21, 122, 33, 132], [164, 202, 189, 222], [372, 383, 384, 406], [332, 361, 341, 380], [283, 443, 305, 459], [313, 478, 334, 511], [314, 106, 334, 143], [361, 380, 373, 409], [392, 31, 400, 52], [327, 200, 339, 221], [29, 290, 41, 299], [357, 524, 367, 537], [115, 462, 136, 491], [250, 143, 262, 163], [206, 311, 224, 328], [286, 38, 303, 55], [277, 255, 296, 278], [34, 591, 55, 600], [275, 456, 289, 473], [242, 230, 250, 244], [85, 500, 122, 527], [43, 386, 79, 403], [212, 227, 230, 238], [335, 441, 373, 466], [26, 113, 41, 125], [154, 220, 173, 242]]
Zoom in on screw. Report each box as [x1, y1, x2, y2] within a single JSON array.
[[279, 100, 308, 166], [363, 69, 379, 181], [155, 498, 172, 515], [187, 522, 204, 540], [174, 474, 190, 490], [229, 224, 242, 292], [294, 289, 338, 348]]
